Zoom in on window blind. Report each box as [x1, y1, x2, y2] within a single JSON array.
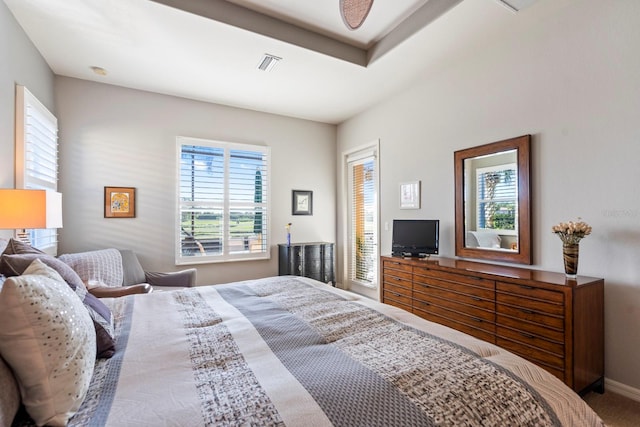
[[476, 164, 517, 231], [15, 85, 59, 252], [177, 138, 269, 264]]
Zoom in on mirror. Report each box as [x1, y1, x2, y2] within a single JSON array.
[[454, 135, 531, 264]]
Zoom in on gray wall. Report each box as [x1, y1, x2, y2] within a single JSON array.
[[337, 0, 640, 392], [55, 77, 336, 285], [0, 0, 55, 237]]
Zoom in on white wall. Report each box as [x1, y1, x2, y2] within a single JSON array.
[[55, 77, 336, 285], [338, 0, 640, 391], [0, 0, 55, 239]]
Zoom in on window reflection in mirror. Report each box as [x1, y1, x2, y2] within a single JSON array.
[[464, 150, 518, 252]]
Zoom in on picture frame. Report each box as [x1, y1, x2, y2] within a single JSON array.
[[292, 190, 313, 215], [104, 186, 136, 218], [400, 181, 421, 209]]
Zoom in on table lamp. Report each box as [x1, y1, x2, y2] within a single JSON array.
[[0, 189, 63, 245]]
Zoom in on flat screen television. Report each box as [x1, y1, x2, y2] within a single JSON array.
[[392, 219, 439, 257]]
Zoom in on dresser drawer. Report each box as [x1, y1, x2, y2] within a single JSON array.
[[413, 306, 495, 343], [414, 299, 495, 334], [416, 293, 495, 323], [496, 335, 564, 372], [497, 282, 564, 316], [496, 303, 564, 331], [413, 280, 494, 311], [383, 288, 412, 309], [414, 267, 494, 289], [497, 281, 564, 303], [383, 259, 412, 273], [383, 263, 412, 281], [383, 273, 412, 290], [496, 324, 564, 356]]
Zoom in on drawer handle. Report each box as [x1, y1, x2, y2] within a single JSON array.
[[472, 317, 483, 323], [297, 265, 302, 272], [519, 285, 534, 290], [519, 332, 535, 339], [392, 292, 401, 297], [471, 296, 482, 302], [520, 308, 534, 315]]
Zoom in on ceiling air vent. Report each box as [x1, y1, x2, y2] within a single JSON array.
[[257, 54, 282, 72]]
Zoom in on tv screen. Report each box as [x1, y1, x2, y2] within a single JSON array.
[[392, 219, 439, 257]]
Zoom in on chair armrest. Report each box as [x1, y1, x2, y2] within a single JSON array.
[[145, 269, 196, 288], [88, 283, 153, 298]]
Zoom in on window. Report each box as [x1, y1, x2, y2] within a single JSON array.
[[15, 85, 59, 253], [475, 163, 517, 232], [177, 137, 270, 264], [346, 146, 378, 288]]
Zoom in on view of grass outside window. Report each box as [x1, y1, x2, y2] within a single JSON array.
[[476, 165, 516, 232], [178, 138, 269, 263]]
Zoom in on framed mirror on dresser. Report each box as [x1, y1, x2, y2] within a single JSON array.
[[454, 134, 531, 264]]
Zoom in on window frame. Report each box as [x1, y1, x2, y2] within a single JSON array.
[[345, 145, 379, 290], [175, 136, 271, 265], [15, 85, 59, 254]]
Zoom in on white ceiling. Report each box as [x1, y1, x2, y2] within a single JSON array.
[[4, 0, 542, 124]]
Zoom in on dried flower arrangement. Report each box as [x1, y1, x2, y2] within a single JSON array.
[[552, 219, 592, 245]]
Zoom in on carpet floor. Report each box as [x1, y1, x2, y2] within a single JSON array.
[[583, 391, 640, 426]]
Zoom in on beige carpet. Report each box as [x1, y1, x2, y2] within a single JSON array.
[[583, 391, 640, 426]]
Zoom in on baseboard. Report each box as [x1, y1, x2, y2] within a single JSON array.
[[605, 378, 640, 402]]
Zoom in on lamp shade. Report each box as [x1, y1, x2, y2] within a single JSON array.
[[0, 189, 63, 229]]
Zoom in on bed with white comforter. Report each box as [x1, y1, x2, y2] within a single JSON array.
[[13, 275, 604, 426]]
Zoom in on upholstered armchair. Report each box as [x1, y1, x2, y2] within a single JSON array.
[[58, 249, 196, 298]]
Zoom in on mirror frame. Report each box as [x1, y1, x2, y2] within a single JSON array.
[[454, 134, 532, 264]]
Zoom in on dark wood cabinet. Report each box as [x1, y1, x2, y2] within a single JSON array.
[[278, 242, 335, 285], [381, 255, 604, 395]]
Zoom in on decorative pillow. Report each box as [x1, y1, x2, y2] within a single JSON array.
[[59, 249, 124, 288], [0, 238, 45, 255], [0, 253, 85, 289], [0, 253, 116, 358], [0, 259, 96, 426], [0, 355, 20, 427]]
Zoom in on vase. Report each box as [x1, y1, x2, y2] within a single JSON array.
[[563, 243, 579, 278]]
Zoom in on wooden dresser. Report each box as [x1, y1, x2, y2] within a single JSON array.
[[381, 255, 604, 395]]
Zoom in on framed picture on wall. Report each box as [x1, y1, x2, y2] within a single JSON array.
[[104, 186, 136, 218], [292, 190, 313, 215], [400, 181, 421, 209]]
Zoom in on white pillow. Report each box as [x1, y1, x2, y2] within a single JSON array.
[[470, 230, 502, 248], [59, 248, 123, 288], [0, 259, 96, 426]]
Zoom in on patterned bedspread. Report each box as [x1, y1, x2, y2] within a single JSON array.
[[42, 276, 604, 426]]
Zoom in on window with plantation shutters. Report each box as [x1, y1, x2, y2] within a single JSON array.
[[177, 137, 270, 264], [475, 163, 517, 232], [346, 147, 378, 287], [15, 85, 59, 253]]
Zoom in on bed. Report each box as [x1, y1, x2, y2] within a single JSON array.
[[2, 267, 604, 426]]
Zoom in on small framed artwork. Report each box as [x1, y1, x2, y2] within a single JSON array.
[[104, 186, 136, 218], [292, 190, 313, 215], [400, 181, 421, 209]]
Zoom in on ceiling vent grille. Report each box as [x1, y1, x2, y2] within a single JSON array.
[[257, 54, 282, 72]]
